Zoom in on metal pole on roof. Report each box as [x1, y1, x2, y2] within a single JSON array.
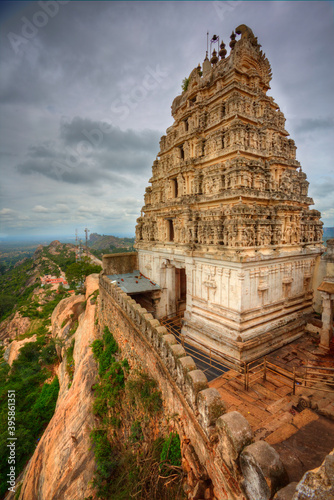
[[84, 228, 90, 256]]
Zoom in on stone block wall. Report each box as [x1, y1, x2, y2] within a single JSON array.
[[99, 272, 289, 500], [102, 251, 138, 275]]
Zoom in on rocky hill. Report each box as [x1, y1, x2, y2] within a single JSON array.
[[9, 275, 99, 500], [0, 240, 102, 336], [89, 232, 134, 251]]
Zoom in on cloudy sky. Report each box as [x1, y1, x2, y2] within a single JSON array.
[[0, 1, 333, 240]]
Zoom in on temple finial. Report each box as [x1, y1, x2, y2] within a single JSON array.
[[219, 40, 227, 59], [230, 31, 236, 50]]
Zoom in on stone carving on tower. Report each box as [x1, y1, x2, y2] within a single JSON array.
[[135, 25, 324, 363]]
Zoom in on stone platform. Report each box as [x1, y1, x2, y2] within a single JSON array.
[[209, 330, 334, 485]]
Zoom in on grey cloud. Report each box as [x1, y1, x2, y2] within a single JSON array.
[[32, 205, 48, 213], [294, 118, 334, 134], [16, 156, 130, 186], [16, 117, 158, 185], [310, 178, 334, 198], [60, 117, 160, 153], [28, 142, 59, 158], [1, 1, 333, 237], [55, 204, 70, 213]]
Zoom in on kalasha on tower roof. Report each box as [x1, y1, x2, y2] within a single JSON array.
[[134, 25, 324, 363], [135, 24, 322, 259]]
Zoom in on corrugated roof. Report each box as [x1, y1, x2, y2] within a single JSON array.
[[107, 271, 160, 295]]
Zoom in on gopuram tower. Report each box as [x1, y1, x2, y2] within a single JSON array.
[[135, 25, 324, 364]]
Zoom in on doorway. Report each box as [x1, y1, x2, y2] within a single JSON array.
[[175, 267, 186, 314]]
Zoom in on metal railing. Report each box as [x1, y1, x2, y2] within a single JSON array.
[[295, 365, 334, 394], [160, 315, 334, 396], [246, 358, 334, 395], [161, 314, 247, 387]]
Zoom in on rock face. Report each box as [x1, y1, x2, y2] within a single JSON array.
[[3, 335, 37, 366], [0, 312, 31, 342], [16, 274, 100, 500], [292, 450, 334, 500]]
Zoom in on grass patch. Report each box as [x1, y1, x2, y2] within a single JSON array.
[[0, 339, 60, 497], [127, 371, 162, 415], [160, 432, 182, 470], [66, 339, 75, 384], [90, 325, 184, 500]]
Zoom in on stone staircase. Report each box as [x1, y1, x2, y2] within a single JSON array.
[[210, 368, 334, 483]]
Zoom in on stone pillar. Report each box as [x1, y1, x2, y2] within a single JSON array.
[[166, 264, 176, 316], [320, 292, 333, 348]]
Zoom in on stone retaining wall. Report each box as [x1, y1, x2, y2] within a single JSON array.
[[99, 272, 289, 500], [102, 251, 138, 275]]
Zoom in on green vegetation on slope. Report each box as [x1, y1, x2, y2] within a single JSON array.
[[89, 233, 135, 251], [0, 243, 38, 275], [65, 257, 102, 288], [0, 259, 39, 322], [90, 326, 185, 500], [41, 244, 76, 276], [0, 240, 99, 323], [0, 337, 60, 497]]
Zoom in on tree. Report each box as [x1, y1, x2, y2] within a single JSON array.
[[65, 258, 101, 285]]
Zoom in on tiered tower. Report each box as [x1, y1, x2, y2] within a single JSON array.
[[135, 25, 324, 363]]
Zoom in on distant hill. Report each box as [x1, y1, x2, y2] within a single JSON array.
[[0, 240, 101, 324], [89, 233, 135, 251]]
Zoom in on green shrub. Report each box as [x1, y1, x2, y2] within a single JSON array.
[[127, 371, 162, 415], [181, 76, 190, 92], [68, 320, 78, 337], [160, 432, 182, 468], [97, 327, 118, 376], [0, 339, 59, 497], [66, 339, 75, 381], [130, 420, 143, 443], [91, 339, 104, 360], [30, 377, 59, 432], [90, 430, 118, 499], [40, 340, 58, 365]]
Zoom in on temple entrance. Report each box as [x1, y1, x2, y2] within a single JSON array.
[[175, 267, 186, 314], [159, 261, 187, 319]]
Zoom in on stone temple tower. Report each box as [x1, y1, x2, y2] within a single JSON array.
[[135, 25, 324, 364]]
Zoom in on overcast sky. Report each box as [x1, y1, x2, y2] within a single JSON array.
[[0, 1, 333, 241]]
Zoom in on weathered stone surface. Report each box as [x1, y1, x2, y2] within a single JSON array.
[[102, 251, 138, 275], [178, 355, 197, 373], [0, 311, 31, 342], [197, 388, 226, 430], [240, 440, 288, 500], [186, 370, 209, 407], [16, 274, 100, 500], [134, 23, 323, 363], [292, 451, 334, 500], [216, 410, 253, 467], [171, 343, 187, 359], [4, 334, 37, 366], [274, 482, 298, 500]]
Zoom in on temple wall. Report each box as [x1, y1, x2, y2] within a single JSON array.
[[102, 252, 138, 275], [313, 240, 334, 313], [99, 272, 289, 499], [138, 247, 317, 362]]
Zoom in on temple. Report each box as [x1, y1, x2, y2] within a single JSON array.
[[135, 25, 324, 364]]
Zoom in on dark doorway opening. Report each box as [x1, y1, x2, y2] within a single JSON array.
[[168, 219, 174, 241], [175, 268, 186, 314]]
